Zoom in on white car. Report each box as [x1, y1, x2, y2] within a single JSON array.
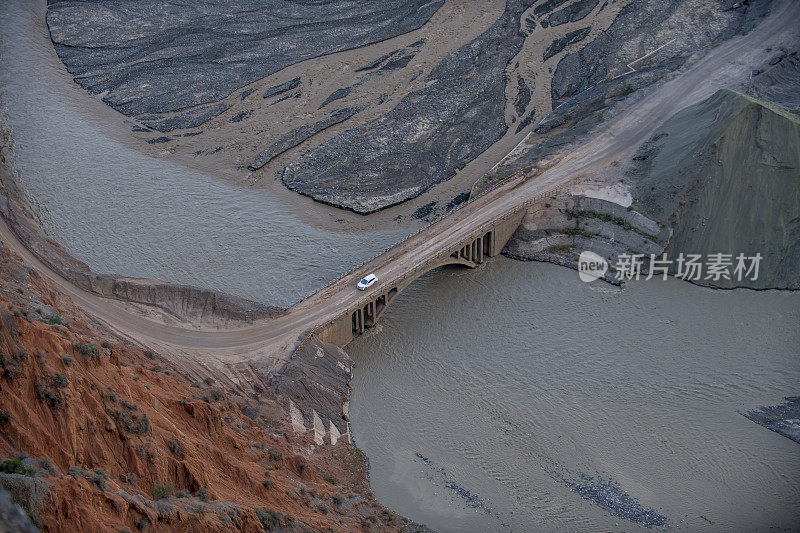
[[357, 273, 378, 290]]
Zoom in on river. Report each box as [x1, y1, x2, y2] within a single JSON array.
[[0, 0, 405, 308], [1, 1, 798, 531], [348, 259, 800, 531]]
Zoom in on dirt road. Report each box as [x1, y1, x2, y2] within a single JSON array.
[[1, 0, 797, 372]]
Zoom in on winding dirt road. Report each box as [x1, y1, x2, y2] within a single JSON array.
[[1, 0, 797, 376]]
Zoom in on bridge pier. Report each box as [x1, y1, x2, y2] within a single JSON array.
[[317, 212, 524, 347]]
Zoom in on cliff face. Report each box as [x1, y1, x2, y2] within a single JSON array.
[[505, 89, 800, 290], [0, 245, 418, 532], [629, 89, 800, 289]]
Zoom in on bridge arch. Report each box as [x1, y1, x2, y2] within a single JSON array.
[[318, 212, 524, 347]]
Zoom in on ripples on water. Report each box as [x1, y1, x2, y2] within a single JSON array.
[[348, 259, 800, 532], [0, 0, 405, 307]]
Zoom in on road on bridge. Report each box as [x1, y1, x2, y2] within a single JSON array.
[[0, 0, 797, 378]]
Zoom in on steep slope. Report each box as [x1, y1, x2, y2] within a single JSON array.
[[629, 89, 800, 289], [0, 245, 422, 532]]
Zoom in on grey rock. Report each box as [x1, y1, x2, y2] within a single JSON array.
[[515, 107, 537, 134], [627, 89, 800, 289], [742, 396, 800, 444], [46, 0, 445, 116], [142, 103, 230, 133], [268, 338, 353, 436], [769, 55, 783, 65], [543, 27, 591, 62], [534, 0, 571, 17], [318, 87, 353, 110], [281, 0, 537, 214], [550, 0, 772, 107], [356, 53, 393, 72], [0, 487, 38, 533], [514, 76, 531, 116], [262, 77, 301, 99], [547, 0, 599, 27], [0, 474, 49, 522], [229, 110, 251, 123], [249, 107, 361, 172], [379, 52, 417, 72], [145, 136, 172, 144], [271, 90, 301, 105], [749, 52, 800, 115]]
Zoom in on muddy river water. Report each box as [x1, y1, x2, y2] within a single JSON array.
[[348, 260, 800, 531], [0, 0, 405, 308], [1, 1, 799, 531]]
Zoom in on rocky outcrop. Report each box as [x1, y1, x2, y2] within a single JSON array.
[[248, 107, 361, 172], [504, 194, 668, 284], [742, 397, 800, 444], [46, 0, 445, 121], [0, 487, 37, 533], [628, 89, 800, 289], [507, 89, 800, 290], [281, 0, 537, 214], [749, 50, 800, 115], [267, 339, 354, 442]]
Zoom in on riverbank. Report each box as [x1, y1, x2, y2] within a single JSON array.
[[0, 227, 429, 531], [346, 259, 800, 532]]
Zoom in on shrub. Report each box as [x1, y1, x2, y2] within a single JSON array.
[[61, 355, 74, 367], [107, 407, 151, 435], [35, 378, 64, 410], [43, 313, 68, 327], [38, 456, 56, 476], [267, 449, 283, 461], [175, 489, 190, 498], [195, 487, 210, 502], [75, 341, 100, 360], [620, 82, 635, 96], [254, 508, 282, 531], [168, 437, 186, 460], [548, 243, 571, 253], [315, 503, 328, 515], [320, 472, 339, 485], [331, 493, 344, 506], [1, 458, 34, 476], [152, 483, 172, 500], [120, 399, 137, 410], [0, 410, 8, 426], [143, 350, 155, 359], [68, 466, 106, 489], [52, 372, 68, 388], [68, 466, 89, 478], [88, 469, 108, 490], [262, 480, 273, 490]]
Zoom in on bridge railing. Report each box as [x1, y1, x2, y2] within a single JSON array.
[[290, 177, 566, 357], [287, 168, 527, 310]]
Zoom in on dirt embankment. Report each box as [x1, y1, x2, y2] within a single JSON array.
[[0, 243, 425, 532], [0, 160, 282, 326]]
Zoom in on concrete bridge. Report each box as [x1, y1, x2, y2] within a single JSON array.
[[317, 211, 525, 347]]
